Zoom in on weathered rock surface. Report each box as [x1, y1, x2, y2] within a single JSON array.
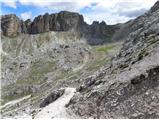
[[29, 11, 84, 34], [66, 1, 159, 119], [1, 14, 21, 36], [40, 89, 65, 108]]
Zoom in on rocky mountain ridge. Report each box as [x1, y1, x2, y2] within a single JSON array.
[[1, 11, 120, 44]]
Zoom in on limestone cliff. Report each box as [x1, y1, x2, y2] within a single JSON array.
[[1, 11, 120, 44]]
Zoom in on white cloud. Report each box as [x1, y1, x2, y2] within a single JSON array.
[[82, 0, 157, 24], [20, 11, 32, 20], [17, 0, 92, 12], [2, 0, 157, 10], [1, 0, 17, 9], [83, 11, 134, 25], [17, 0, 157, 9], [1, 0, 158, 24], [18, 0, 92, 8]]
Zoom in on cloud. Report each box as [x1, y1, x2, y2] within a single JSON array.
[[18, 0, 92, 8], [42, 2, 81, 12], [118, 8, 147, 17], [17, 1, 92, 12], [1, 1, 17, 9], [83, 11, 134, 25], [81, 0, 157, 24], [20, 11, 32, 20], [1, 0, 158, 24]]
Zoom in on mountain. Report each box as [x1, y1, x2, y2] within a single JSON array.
[[1, 11, 120, 45], [0, 1, 159, 119], [66, 1, 159, 118]]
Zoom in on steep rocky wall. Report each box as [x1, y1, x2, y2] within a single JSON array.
[[1, 14, 21, 36], [28, 11, 84, 34], [1, 11, 84, 35]]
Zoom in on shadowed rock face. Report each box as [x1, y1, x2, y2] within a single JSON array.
[[40, 89, 65, 108], [1, 11, 120, 45], [28, 11, 85, 34], [86, 21, 120, 45]]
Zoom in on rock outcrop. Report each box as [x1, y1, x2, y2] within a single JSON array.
[[28, 11, 84, 34], [1, 14, 21, 36], [40, 89, 65, 108]]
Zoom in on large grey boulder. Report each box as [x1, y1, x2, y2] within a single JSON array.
[[39, 88, 65, 108]]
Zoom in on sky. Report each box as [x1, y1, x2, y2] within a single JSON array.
[[0, 0, 157, 25]]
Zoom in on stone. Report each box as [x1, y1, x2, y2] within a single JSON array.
[[39, 88, 65, 108]]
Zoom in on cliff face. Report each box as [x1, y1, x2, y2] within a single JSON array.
[[1, 11, 120, 44], [1, 14, 21, 36], [1, 11, 84, 35], [28, 11, 85, 34]]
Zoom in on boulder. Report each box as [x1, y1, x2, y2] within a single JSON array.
[[39, 88, 65, 108]]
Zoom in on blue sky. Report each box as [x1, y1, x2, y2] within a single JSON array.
[[0, 0, 157, 24]]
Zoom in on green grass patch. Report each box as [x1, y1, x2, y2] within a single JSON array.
[[17, 60, 55, 85], [96, 44, 117, 52], [86, 57, 110, 71], [1, 83, 32, 105], [1, 91, 31, 105]]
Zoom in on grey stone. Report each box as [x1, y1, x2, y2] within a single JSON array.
[[39, 88, 65, 108]]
